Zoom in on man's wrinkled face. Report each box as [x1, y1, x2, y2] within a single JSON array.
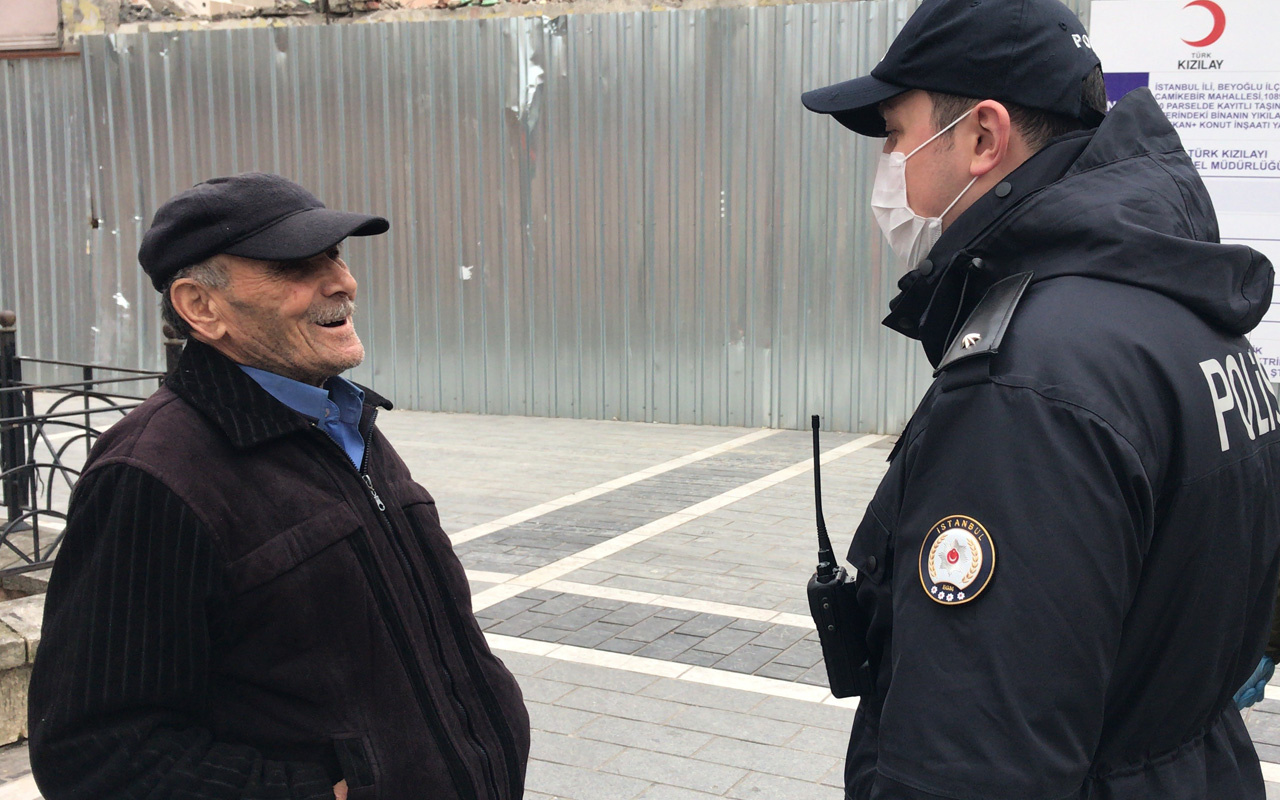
[[879, 90, 974, 224], [215, 248, 364, 385]]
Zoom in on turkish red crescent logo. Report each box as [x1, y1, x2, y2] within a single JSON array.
[[1183, 0, 1226, 48]]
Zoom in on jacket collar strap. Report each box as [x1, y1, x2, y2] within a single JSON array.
[[933, 271, 1035, 377], [165, 339, 392, 450]]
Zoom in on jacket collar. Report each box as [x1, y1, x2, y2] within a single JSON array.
[[166, 338, 393, 450]]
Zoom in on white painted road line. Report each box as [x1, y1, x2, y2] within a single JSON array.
[[1263, 760, 1280, 784], [0, 775, 40, 800], [470, 435, 887, 612], [539, 578, 814, 630], [465, 569, 518, 584], [485, 633, 860, 710], [449, 429, 779, 545]]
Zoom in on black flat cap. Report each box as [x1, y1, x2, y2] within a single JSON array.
[[139, 172, 390, 291], [802, 0, 1104, 136]]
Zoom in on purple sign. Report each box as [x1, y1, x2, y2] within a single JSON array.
[[1104, 72, 1151, 110]]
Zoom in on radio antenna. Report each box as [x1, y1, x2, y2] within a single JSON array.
[[812, 415, 837, 580]]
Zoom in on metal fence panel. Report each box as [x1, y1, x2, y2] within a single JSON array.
[[4, 0, 1093, 432], [0, 56, 94, 381]]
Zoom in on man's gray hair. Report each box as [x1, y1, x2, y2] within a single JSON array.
[[160, 255, 230, 338]]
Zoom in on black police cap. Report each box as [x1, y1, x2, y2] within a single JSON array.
[[138, 172, 390, 291], [801, 0, 1104, 137]]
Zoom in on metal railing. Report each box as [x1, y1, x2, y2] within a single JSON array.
[[0, 311, 182, 575]]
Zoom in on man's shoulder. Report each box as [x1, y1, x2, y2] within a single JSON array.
[[65, 388, 226, 551], [86, 383, 230, 481], [933, 273, 1183, 399], [939, 273, 1240, 475], [996, 273, 1221, 384]]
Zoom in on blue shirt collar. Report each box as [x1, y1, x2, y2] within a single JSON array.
[[237, 365, 365, 424]]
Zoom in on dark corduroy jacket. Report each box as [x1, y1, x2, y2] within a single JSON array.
[[28, 340, 530, 800]]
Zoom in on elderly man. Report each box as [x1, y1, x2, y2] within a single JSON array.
[[28, 173, 530, 800], [802, 0, 1280, 798]]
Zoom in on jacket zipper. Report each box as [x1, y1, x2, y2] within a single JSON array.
[[362, 473, 386, 511], [315, 417, 486, 799], [400, 512, 526, 795], [349, 415, 504, 797]]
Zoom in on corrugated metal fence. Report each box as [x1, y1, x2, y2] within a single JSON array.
[[1, 0, 1091, 433], [1, 55, 94, 374]]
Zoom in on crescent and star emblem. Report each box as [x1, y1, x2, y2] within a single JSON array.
[[1183, 0, 1226, 48], [919, 515, 996, 606]]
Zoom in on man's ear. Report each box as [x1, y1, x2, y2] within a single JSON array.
[[968, 100, 1014, 178], [169, 279, 228, 343]]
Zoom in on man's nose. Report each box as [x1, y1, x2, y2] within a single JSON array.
[[323, 258, 358, 299]]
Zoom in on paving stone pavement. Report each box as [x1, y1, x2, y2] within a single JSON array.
[[6, 410, 1280, 799], [452, 431, 861, 575], [477, 591, 829, 684]]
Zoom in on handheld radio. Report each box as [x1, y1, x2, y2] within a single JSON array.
[[806, 415, 874, 699]]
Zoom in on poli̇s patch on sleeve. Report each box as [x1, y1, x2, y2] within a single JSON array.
[[919, 515, 995, 605]]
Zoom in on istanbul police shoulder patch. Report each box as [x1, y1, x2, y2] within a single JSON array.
[[918, 515, 995, 606]]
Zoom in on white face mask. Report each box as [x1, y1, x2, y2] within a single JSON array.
[[871, 110, 980, 269]]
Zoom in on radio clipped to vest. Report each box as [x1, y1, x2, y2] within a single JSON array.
[[806, 415, 876, 699]]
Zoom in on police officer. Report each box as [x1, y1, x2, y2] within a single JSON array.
[[801, 0, 1280, 797]]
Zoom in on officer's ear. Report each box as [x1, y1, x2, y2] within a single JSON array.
[[966, 100, 1016, 179]]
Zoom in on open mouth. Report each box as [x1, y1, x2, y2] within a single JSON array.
[[317, 318, 349, 329]]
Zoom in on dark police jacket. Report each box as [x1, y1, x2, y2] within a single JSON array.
[[29, 340, 530, 800], [844, 88, 1280, 800]]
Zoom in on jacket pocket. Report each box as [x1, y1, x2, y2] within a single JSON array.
[[387, 479, 451, 552], [847, 505, 891, 585], [334, 733, 380, 799], [226, 502, 363, 594], [388, 479, 436, 512]]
